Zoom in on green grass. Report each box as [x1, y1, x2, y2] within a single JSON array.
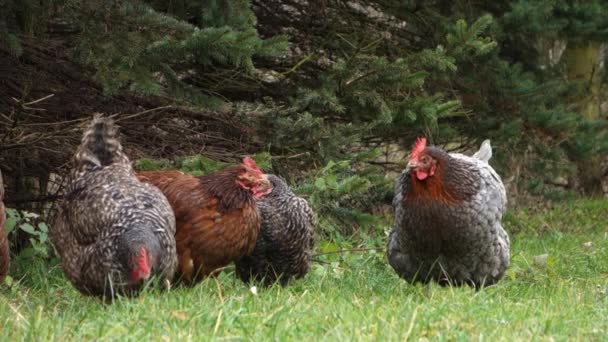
[[2, 199, 608, 341]]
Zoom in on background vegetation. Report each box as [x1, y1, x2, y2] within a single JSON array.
[[1, 1, 607, 215], [0, 1, 607, 339]]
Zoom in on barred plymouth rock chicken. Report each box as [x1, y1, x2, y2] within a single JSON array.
[[137, 157, 272, 285], [51, 114, 177, 298], [235, 174, 316, 286], [0, 171, 9, 282], [387, 138, 510, 287]]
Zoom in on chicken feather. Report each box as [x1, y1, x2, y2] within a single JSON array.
[[137, 159, 271, 285], [51, 114, 177, 298], [387, 139, 509, 287]]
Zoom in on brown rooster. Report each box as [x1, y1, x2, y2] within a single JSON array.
[[51, 115, 177, 298], [137, 157, 272, 285], [0, 170, 9, 282]]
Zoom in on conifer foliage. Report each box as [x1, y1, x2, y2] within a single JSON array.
[[1, 0, 288, 105], [1, 1, 607, 232], [75, 0, 288, 104]]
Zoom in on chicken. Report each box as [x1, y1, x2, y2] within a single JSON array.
[[51, 114, 177, 298], [235, 174, 316, 286], [387, 138, 510, 287], [137, 157, 272, 285], [0, 171, 9, 282]]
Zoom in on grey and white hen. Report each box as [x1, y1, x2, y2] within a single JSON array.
[[387, 138, 509, 287], [51, 114, 177, 298], [235, 174, 315, 286]]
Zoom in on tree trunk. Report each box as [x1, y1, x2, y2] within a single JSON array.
[[565, 42, 601, 120], [565, 42, 604, 195]]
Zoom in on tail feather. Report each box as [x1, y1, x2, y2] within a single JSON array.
[[472, 139, 492, 162], [75, 114, 128, 170]]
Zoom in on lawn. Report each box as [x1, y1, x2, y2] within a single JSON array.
[[1, 199, 607, 341]]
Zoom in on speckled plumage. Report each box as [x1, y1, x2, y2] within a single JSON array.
[[51, 114, 177, 298], [235, 175, 316, 286], [387, 140, 510, 287]]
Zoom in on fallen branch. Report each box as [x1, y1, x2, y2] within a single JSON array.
[[271, 152, 311, 160]]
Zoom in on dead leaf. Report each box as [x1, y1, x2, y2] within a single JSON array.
[[171, 311, 188, 320]]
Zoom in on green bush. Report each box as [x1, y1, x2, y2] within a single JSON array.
[[294, 155, 392, 238], [5, 208, 50, 260]]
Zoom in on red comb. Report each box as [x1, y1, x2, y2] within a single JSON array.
[[411, 137, 427, 161], [242, 156, 263, 176]]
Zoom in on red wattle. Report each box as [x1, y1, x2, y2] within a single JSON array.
[[415, 170, 429, 180], [131, 247, 150, 282], [253, 187, 272, 198]]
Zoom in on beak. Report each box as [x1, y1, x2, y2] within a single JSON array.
[[406, 160, 418, 170], [253, 174, 272, 198]]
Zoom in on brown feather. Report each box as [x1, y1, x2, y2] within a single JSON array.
[[405, 147, 478, 205], [137, 166, 261, 285], [407, 166, 460, 204]]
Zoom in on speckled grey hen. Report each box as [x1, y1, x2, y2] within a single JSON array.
[[235, 175, 315, 286], [51, 114, 177, 298], [387, 138, 509, 287]]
